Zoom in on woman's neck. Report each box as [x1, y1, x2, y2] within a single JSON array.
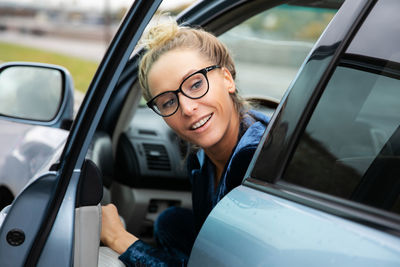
[[204, 111, 240, 187]]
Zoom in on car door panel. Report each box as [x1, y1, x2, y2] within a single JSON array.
[[189, 185, 400, 267], [0, 173, 58, 266], [36, 170, 80, 267]]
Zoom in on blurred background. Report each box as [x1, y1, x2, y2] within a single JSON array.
[[0, 0, 335, 107], [0, 0, 193, 95]]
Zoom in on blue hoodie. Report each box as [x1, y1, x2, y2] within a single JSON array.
[[189, 109, 269, 232]]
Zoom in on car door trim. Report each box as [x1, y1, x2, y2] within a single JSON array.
[[243, 177, 400, 236]]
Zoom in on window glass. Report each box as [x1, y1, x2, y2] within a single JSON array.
[[283, 63, 400, 214], [346, 0, 400, 63], [219, 5, 336, 102]]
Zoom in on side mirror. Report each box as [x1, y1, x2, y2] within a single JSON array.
[[0, 62, 74, 130]]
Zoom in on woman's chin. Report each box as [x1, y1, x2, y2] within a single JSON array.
[[192, 136, 220, 150]]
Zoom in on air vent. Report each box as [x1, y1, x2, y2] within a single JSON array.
[[139, 129, 157, 136], [143, 143, 171, 171]]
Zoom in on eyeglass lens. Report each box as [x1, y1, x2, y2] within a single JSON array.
[[153, 72, 208, 116]]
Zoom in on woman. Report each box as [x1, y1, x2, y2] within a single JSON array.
[[101, 20, 269, 266]]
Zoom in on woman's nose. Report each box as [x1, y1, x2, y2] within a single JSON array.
[[178, 94, 197, 116]]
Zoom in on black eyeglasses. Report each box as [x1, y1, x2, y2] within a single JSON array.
[[147, 65, 220, 117]]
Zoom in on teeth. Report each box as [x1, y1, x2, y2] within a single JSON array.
[[192, 115, 212, 130]]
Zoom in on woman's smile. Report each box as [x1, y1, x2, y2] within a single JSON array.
[[190, 113, 213, 130]]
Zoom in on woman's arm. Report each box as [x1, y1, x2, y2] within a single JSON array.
[[102, 204, 188, 266], [101, 204, 138, 254]]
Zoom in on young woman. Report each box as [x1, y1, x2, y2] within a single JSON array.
[[101, 20, 269, 266]]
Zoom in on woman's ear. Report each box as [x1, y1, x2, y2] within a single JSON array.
[[222, 67, 236, 94]]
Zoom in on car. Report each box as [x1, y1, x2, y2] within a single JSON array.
[[1, 0, 400, 266]]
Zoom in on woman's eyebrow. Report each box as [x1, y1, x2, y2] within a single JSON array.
[[152, 67, 202, 96], [180, 68, 197, 83]]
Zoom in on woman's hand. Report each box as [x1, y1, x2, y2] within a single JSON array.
[[101, 204, 138, 254]]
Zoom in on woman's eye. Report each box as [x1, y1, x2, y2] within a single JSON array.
[[190, 79, 203, 90], [161, 98, 176, 109]]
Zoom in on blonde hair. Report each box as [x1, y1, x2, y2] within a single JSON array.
[[138, 19, 249, 114]]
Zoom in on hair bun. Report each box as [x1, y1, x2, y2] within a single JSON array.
[[141, 19, 179, 50]]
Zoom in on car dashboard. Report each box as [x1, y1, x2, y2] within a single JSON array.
[[114, 107, 191, 190]]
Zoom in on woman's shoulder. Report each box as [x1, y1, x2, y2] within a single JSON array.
[[247, 109, 270, 125], [237, 109, 269, 149]]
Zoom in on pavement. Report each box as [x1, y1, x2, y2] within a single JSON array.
[[0, 31, 108, 62]]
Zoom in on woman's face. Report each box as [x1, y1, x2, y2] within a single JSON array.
[[147, 49, 239, 151]]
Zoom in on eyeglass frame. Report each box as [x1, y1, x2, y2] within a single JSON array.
[[146, 65, 221, 117]]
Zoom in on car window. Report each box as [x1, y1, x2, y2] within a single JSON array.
[[219, 4, 336, 102], [282, 0, 400, 215], [283, 65, 400, 213]]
